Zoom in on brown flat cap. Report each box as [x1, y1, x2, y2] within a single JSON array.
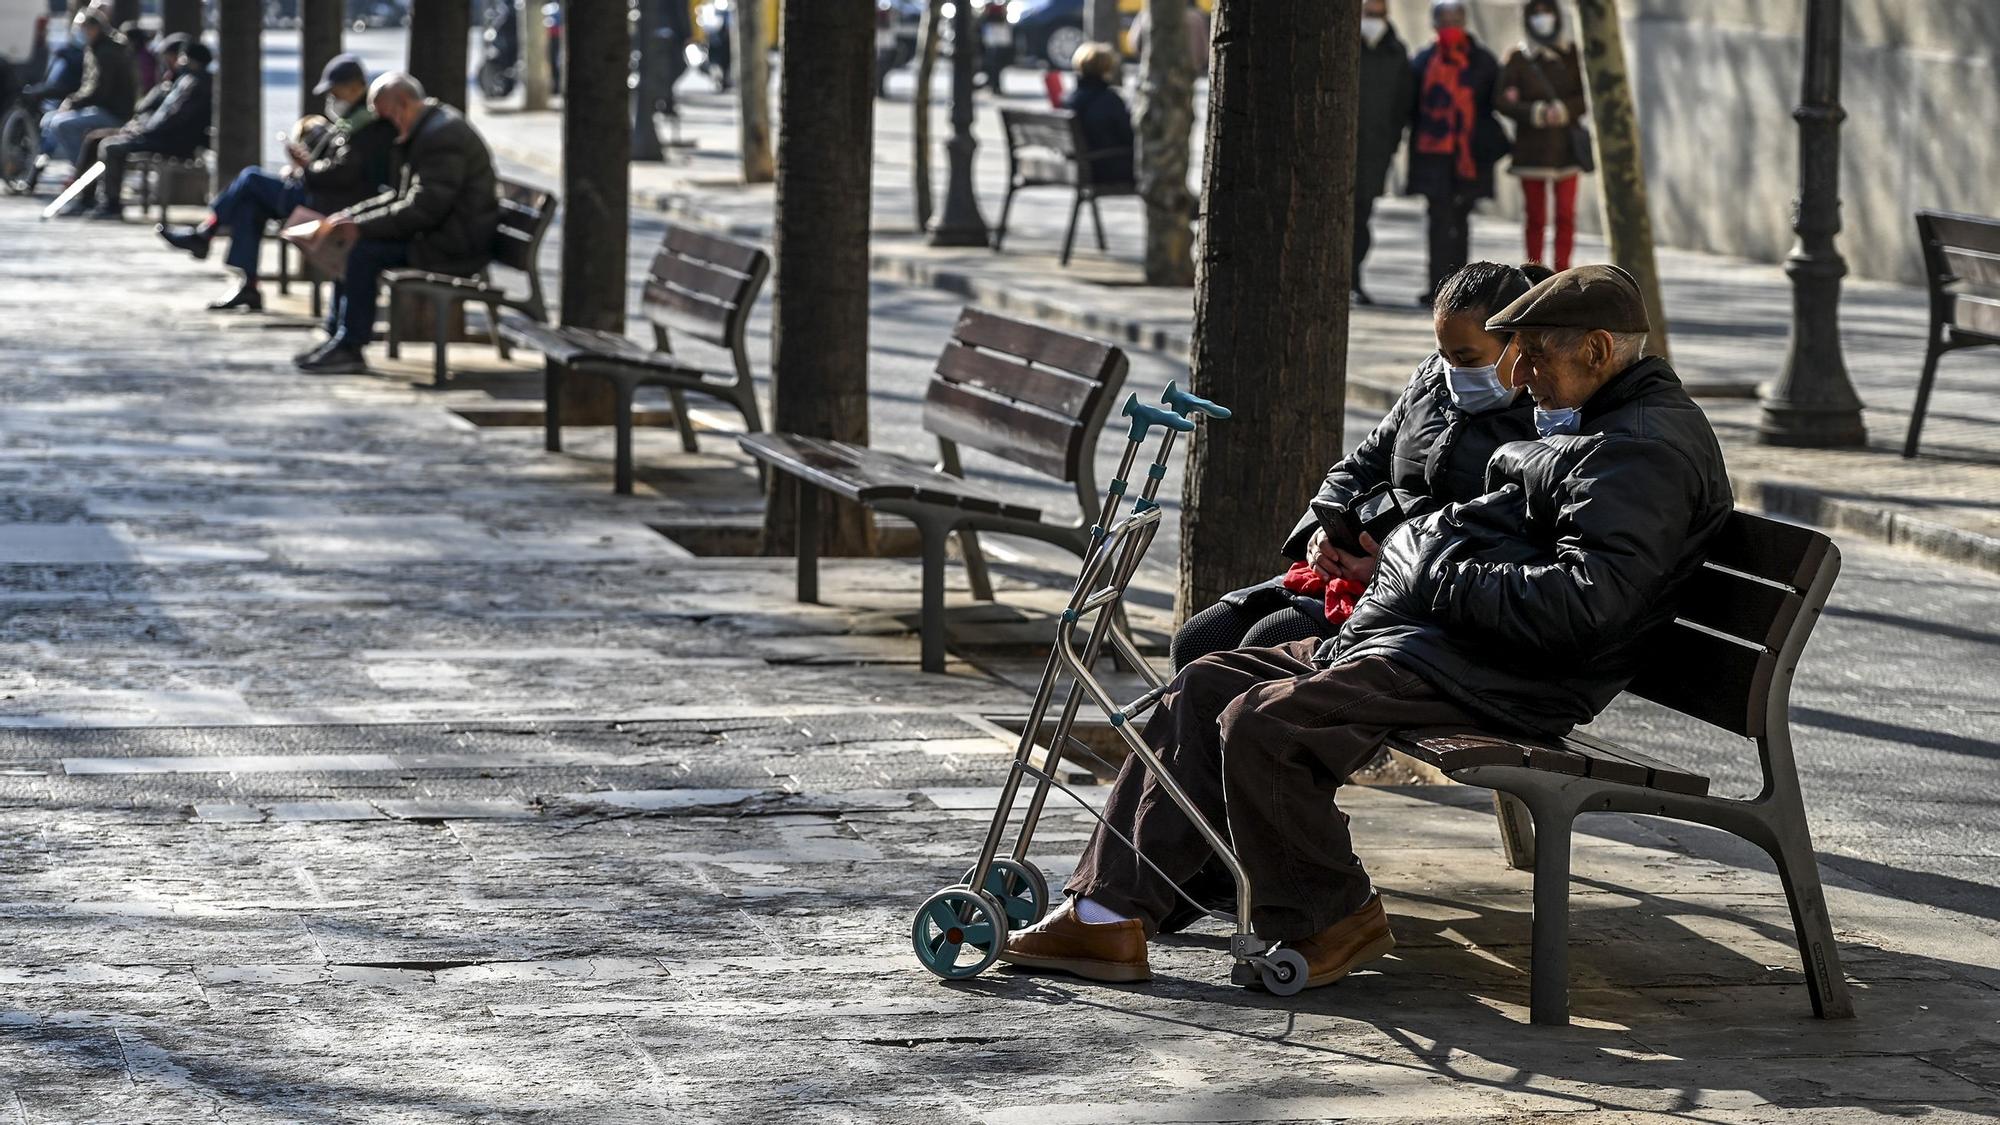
[[1484, 263, 1651, 334]]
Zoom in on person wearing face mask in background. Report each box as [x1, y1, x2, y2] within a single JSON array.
[[1498, 0, 1590, 272], [157, 55, 396, 314], [1169, 261, 1549, 672], [1405, 0, 1509, 307], [1350, 1, 1412, 306]]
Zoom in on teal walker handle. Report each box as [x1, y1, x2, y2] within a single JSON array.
[[1123, 394, 1196, 440], [1161, 380, 1231, 420]]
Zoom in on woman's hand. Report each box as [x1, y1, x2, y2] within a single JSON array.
[[1309, 528, 1381, 586]]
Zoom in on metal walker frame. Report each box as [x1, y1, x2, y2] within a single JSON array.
[[910, 384, 1312, 995]]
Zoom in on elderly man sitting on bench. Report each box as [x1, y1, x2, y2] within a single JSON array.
[[1000, 266, 1736, 988]]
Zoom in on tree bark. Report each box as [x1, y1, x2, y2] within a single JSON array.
[[735, 0, 774, 182], [1137, 0, 1194, 286], [1085, 0, 1120, 45], [407, 0, 471, 111], [1572, 0, 1669, 358], [1177, 0, 1356, 619], [300, 0, 345, 122], [762, 0, 874, 558], [557, 0, 628, 426], [520, 0, 552, 111], [631, 0, 665, 160], [160, 0, 202, 38], [910, 0, 943, 227], [212, 0, 262, 194]]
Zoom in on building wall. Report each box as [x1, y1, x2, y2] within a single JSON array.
[[1381, 0, 2000, 284]]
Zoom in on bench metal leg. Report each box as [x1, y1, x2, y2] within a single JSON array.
[[276, 240, 291, 296], [1089, 197, 1107, 251], [919, 520, 950, 674], [614, 381, 637, 495], [486, 301, 511, 360], [1526, 798, 1574, 1026], [1903, 338, 1945, 458], [432, 298, 452, 387], [1061, 194, 1084, 267], [958, 528, 995, 602], [309, 278, 322, 321], [993, 186, 1017, 252], [543, 360, 563, 452], [1761, 814, 1856, 1019], [796, 483, 820, 604], [1494, 792, 1536, 870], [669, 388, 700, 453], [385, 288, 403, 360]]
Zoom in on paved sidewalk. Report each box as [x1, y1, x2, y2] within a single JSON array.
[[473, 74, 2000, 574]]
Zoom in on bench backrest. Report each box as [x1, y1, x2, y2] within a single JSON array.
[[1626, 511, 1837, 740], [923, 308, 1129, 507], [492, 180, 558, 317], [1916, 209, 2000, 341], [641, 224, 770, 358], [1001, 108, 1083, 189]]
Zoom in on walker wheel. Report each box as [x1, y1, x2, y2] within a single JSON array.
[[959, 858, 1050, 928], [1257, 948, 1310, 997], [911, 886, 1009, 981]]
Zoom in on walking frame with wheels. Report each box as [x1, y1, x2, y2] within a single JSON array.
[[908, 382, 1315, 997]]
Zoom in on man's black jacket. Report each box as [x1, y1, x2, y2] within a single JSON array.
[[1322, 356, 1734, 736], [127, 68, 210, 157], [348, 100, 500, 275], [301, 113, 397, 214], [71, 33, 135, 119]]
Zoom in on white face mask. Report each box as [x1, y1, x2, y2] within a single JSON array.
[[1528, 12, 1558, 38], [1360, 16, 1388, 46], [1445, 361, 1514, 413]]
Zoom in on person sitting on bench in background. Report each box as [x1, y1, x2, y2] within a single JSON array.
[[157, 54, 395, 313], [53, 31, 181, 217], [1063, 42, 1133, 187], [39, 10, 133, 171], [998, 266, 1733, 991], [295, 71, 499, 375], [62, 39, 210, 221], [1169, 261, 1549, 673]]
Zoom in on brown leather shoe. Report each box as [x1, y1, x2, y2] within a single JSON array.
[[998, 899, 1151, 983], [1277, 894, 1396, 990]]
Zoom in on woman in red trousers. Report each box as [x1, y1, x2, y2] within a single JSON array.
[[1497, 0, 1590, 271]]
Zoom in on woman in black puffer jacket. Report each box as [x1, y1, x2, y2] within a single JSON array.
[[1170, 261, 1550, 668]]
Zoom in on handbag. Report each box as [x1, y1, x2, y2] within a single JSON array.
[[1522, 51, 1595, 174]]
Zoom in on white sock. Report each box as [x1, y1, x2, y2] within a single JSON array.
[[1073, 896, 1133, 925]]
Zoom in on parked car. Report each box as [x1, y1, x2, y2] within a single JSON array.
[[1008, 0, 1209, 71]]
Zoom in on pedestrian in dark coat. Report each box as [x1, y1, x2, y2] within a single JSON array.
[[1063, 42, 1134, 187], [1405, 0, 1508, 304], [83, 40, 211, 219], [1171, 262, 1548, 669], [1351, 0, 1413, 305], [40, 11, 135, 165], [1497, 0, 1590, 270]]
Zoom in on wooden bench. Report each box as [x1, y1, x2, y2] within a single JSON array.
[[497, 224, 770, 495], [1906, 209, 2000, 458], [383, 180, 557, 387], [131, 151, 210, 222], [738, 308, 1130, 673], [1386, 511, 1853, 1026], [994, 108, 1137, 267]]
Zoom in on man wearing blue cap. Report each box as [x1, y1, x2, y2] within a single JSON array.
[[156, 52, 395, 316]]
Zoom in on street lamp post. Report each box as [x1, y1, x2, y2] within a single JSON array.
[[632, 0, 665, 161], [929, 1, 989, 246], [1757, 0, 1866, 447]]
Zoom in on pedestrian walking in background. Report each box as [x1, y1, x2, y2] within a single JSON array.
[[1351, 0, 1413, 305], [1405, 0, 1507, 306], [1064, 43, 1134, 189], [1498, 0, 1590, 271]]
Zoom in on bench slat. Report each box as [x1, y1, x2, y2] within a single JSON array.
[[1676, 565, 1804, 652], [951, 307, 1118, 381], [924, 379, 1081, 481], [935, 342, 1099, 417], [1627, 622, 1776, 738], [1924, 211, 2000, 258], [1700, 511, 1830, 591], [665, 225, 767, 275], [1567, 731, 1711, 796], [653, 252, 753, 306], [1954, 294, 2000, 340], [1388, 728, 1711, 797], [642, 278, 735, 342], [1941, 245, 2000, 290], [739, 433, 1043, 522]]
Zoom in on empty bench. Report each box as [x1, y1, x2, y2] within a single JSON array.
[[1386, 511, 1853, 1027], [994, 108, 1136, 267], [384, 180, 558, 386], [498, 223, 770, 495], [739, 308, 1129, 673], [1906, 209, 2000, 458]]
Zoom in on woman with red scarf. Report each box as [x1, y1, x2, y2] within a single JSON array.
[[1405, 0, 1509, 306]]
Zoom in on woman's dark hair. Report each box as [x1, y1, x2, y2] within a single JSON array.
[[1433, 261, 1544, 322]]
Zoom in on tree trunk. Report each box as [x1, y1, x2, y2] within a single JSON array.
[[910, 0, 943, 228], [557, 0, 628, 426], [212, 0, 262, 193], [735, 0, 774, 182], [762, 0, 874, 558], [407, 0, 471, 111], [1085, 0, 1120, 45], [109, 0, 140, 28], [300, 0, 345, 122], [160, 0, 202, 38], [631, 0, 665, 160], [1573, 0, 1669, 358], [520, 0, 552, 111], [1177, 0, 1356, 619], [1137, 0, 1194, 286]]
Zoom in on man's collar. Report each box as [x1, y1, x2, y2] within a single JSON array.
[[1580, 355, 1674, 418]]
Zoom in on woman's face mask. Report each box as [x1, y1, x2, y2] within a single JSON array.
[[1360, 16, 1387, 46], [1528, 12, 1559, 39], [1446, 361, 1515, 413], [325, 95, 352, 119]]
